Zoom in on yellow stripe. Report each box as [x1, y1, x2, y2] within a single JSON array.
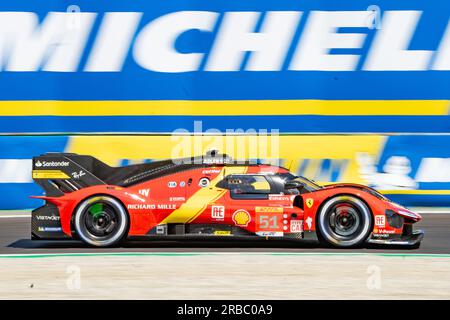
[[160, 166, 248, 224], [186, 189, 227, 224], [0, 100, 448, 116]]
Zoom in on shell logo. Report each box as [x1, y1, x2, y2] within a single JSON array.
[[232, 209, 251, 227]]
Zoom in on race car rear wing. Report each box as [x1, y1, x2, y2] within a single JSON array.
[[32, 151, 239, 196], [32, 153, 109, 196], [33, 152, 183, 196]]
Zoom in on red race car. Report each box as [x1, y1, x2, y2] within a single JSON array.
[[31, 151, 423, 248]]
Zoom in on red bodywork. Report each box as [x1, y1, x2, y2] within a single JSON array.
[[32, 163, 422, 240]]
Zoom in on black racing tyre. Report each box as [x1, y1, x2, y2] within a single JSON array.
[[316, 195, 372, 248], [74, 196, 129, 247]]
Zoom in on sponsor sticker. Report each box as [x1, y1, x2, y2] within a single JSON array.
[[35, 160, 69, 167], [290, 220, 303, 233], [202, 169, 221, 175], [255, 206, 283, 213], [256, 231, 284, 237], [157, 204, 177, 210], [214, 230, 231, 236], [373, 233, 389, 238], [256, 212, 283, 232], [305, 217, 313, 230], [374, 228, 396, 234], [306, 198, 314, 208], [127, 204, 155, 210], [38, 227, 62, 232], [71, 170, 86, 179], [156, 225, 167, 235], [32, 170, 70, 179], [125, 192, 146, 202], [138, 189, 150, 197], [232, 209, 251, 227], [36, 215, 60, 221], [168, 181, 177, 188], [127, 203, 176, 210], [169, 196, 185, 202], [375, 215, 386, 227], [198, 177, 210, 187], [211, 205, 225, 220], [203, 157, 231, 165], [268, 195, 293, 201]]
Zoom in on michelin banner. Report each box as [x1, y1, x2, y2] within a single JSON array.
[[0, 0, 449, 133], [1, 135, 449, 209]]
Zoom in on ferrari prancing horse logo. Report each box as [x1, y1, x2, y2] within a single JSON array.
[[306, 198, 314, 208]]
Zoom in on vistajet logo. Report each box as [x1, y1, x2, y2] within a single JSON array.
[[0, 10, 448, 72], [36, 215, 60, 221]]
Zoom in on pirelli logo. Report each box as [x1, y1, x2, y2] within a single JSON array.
[[32, 170, 70, 179], [214, 230, 231, 236]]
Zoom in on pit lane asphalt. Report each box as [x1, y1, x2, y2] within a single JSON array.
[[1, 212, 449, 254]]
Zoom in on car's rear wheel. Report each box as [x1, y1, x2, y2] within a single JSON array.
[[74, 196, 128, 247], [317, 195, 372, 248]]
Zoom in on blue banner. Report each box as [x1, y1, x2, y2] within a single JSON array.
[[0, 0, 449, 101]]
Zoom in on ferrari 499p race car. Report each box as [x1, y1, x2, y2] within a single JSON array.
[[31, 151, 424, 248]]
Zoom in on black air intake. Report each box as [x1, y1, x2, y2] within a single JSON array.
[[385, 210, 404, 229]]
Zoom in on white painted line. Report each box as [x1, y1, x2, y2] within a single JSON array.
[[416, 211, 450, 214], [0, 252, 449, 258], [0, 210, 31, 218], [410, 208, 450, 214], [0, 215, 30, 218]]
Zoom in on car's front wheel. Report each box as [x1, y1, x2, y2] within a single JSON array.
[[74, 195, 129, 247], [316, 195, 372, 248]]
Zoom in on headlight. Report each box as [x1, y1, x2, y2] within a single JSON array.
[[385, 210, 404, 228]]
